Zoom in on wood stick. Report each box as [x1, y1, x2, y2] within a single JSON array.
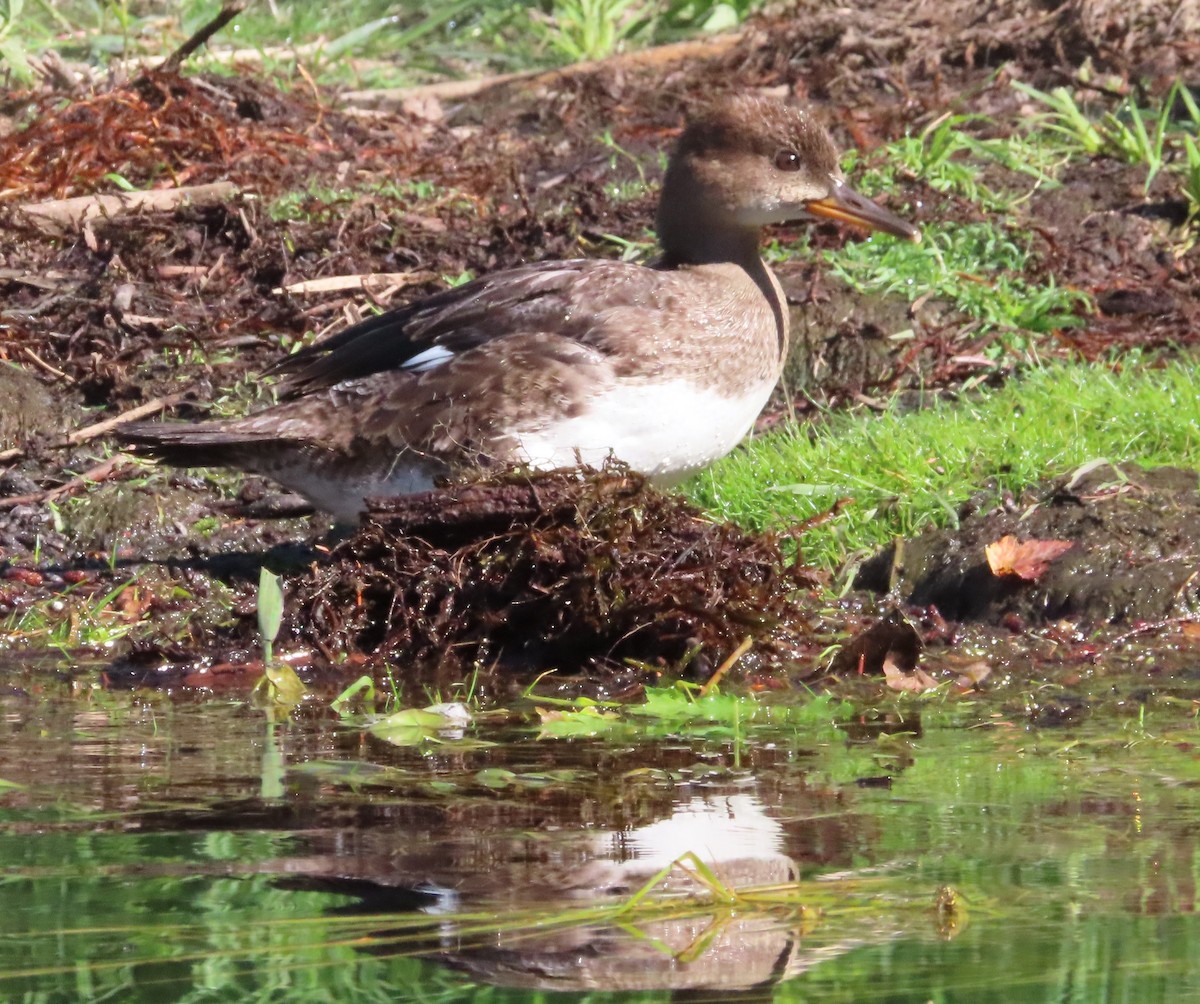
[[161, 1, 248, 74], [340, 33, 743, 108], [0, 455, 132, 509], [698, 635, 753, 696], [0, 268, 80, 291], [274, 271, 434, 296], [14, 182, 240, 234], [64, 393, 185, 447]]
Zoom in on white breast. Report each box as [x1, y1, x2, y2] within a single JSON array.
[[511, 375, 775, 484]]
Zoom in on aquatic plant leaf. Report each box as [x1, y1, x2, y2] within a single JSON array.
[[473, 768, 518, 789], [473, 767, 583, 789], [424, 702, 472, 727], [368, 706, 465, 746], [535, 705, 622, 737], [253, 662, 307, 709], [256, 567, 284, 645], [330, 675, 376, 716], [985, 534, 1073, 581]]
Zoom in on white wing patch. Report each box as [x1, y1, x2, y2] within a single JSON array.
[[402, 345, 456, 372]]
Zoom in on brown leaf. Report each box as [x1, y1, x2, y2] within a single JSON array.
[[985, 535, 1073, 582], [954, 660, 992, 690], [883, 657, 939, 693]]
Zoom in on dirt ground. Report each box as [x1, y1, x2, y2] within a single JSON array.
[[1, 0, 1199, 694]]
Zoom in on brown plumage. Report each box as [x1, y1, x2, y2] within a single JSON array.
[[119, 94, 919, 523]]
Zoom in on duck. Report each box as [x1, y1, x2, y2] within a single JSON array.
[[119, 93, 919, 524]]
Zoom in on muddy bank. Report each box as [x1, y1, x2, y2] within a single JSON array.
[[856, 463, 1200, 626]]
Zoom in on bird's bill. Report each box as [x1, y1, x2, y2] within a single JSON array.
[[805, 177, 921, 242]]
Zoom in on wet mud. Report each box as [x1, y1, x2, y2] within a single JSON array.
[[856, 464, 1200, 625]]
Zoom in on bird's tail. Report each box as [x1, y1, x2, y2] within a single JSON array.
[[117, 420, 286, 469]]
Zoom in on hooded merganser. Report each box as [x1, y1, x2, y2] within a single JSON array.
[[120, 94, 919, 522]]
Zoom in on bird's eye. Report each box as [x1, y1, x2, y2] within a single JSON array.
[[774, 148, 801, 171]]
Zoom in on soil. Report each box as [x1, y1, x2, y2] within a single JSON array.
[[1, 0, 1199, 692], [855, 463, 1200, 625]]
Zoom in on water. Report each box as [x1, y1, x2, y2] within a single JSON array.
[[3, 672, 1200, 1002]]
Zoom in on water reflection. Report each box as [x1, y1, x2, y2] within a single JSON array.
[[3, 684, 1200, 1002], [284, 787, 898, 995]]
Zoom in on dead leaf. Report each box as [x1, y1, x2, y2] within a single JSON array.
[[985, 535, 1073, 581], [883, 657, 939, 693], [954, 660, 992, 690]]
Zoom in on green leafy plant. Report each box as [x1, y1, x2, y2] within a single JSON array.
[[529, 0, 650, 61], [1183, 134, 1200, 224], [0, 0, 34, 82], [252, 566, 306, 709], [1014, 79, 1200, 193]]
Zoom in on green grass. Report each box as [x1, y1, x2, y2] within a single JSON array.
[[1, 577, 141, 650], [687, 357, 1200, 572], [5, 0, 766, 88], [266, 177, 452, 223], [1014, 79, 1200, 218], [824, 220, 1090, 343], [844, 114, 1068, 213]]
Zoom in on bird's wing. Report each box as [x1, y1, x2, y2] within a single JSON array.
[[270, 258, 655, 398]]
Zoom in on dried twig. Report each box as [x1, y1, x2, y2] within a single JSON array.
[[274, 271, 434, 296], [14, 182, 240, 234], [0, 455, 132, 509], [64, 394, 185, 448], [340, 34, 743, 108], [0, 268, 81, 291], [161, 0, 248, 74], [698, 635, 754, 696], [21, 347, 71, 382]]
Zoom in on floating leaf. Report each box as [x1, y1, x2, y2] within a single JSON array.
[[368, 705, 468, 746], [473, 768, 518, 789], [535, 704, 622, 737]]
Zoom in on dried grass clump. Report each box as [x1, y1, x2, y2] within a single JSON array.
[[287, 467, 817, 680]]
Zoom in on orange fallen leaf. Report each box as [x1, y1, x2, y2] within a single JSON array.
[[985, 534, 1073, 582], [883, 656, 939, 693]]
